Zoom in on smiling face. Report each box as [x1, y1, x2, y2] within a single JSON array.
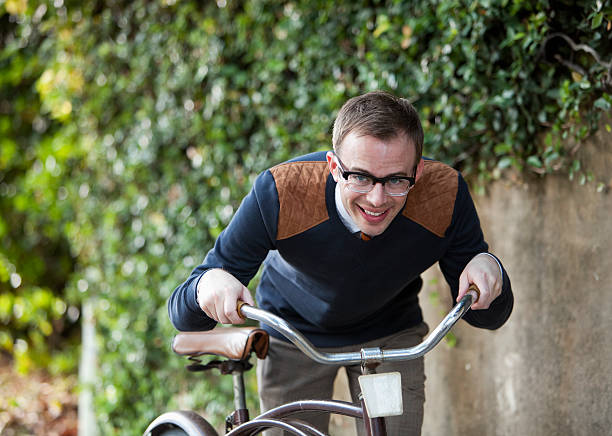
[[327, 131, 421, 237]]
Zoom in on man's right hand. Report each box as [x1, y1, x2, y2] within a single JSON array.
[[196, 268, 255, 324]]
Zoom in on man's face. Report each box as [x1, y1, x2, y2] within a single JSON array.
[[327, 132, 419, 237]]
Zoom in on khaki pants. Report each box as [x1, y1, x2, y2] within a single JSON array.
[[256, 323, 429, 436]]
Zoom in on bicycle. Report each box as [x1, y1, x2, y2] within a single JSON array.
[[144, 286, 480, 436]]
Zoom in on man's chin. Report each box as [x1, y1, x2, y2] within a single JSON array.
[[357, 222, 389, 238]]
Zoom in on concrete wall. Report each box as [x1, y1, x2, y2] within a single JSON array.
[[421, 120, 612, 435]]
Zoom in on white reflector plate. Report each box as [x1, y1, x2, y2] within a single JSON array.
[[358, 371, 403, 418]]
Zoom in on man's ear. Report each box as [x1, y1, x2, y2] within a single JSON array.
[[414, 158, 425, 182], [326, 151, 339, 182]]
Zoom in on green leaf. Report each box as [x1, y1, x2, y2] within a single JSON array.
[[494, 143, 512, 155], [497, 156, 513, 169], [594, 97, 611, 111], [445, 332, 457, 348], [373, 14, 391, 38], [592, 12, 604, 29], [527, 155, 542, 168]]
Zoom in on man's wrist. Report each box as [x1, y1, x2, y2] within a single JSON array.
[[194, 273, 206, 311], [476, 252, 503, 282]]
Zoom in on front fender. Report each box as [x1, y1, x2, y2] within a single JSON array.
[[143, 410, 219, 436]]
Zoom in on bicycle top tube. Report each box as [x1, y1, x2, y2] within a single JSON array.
[[238, 289, 478, 367]]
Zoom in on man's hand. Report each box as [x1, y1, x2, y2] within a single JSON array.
[[457, 254, 502, 310], [196, 268, 255, 324]]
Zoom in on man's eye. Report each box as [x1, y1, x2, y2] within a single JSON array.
[[349, 174, 371, 184], [387, 177, 403, 185]]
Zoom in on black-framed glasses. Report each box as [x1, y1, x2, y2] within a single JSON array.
[[334, 155, 415, 197]]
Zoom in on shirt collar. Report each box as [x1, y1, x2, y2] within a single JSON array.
[[335, 182, 361, 234]]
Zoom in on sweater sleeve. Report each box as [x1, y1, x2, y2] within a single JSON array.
[[438, 174, 514, 330], [167, 170, 279, 331]]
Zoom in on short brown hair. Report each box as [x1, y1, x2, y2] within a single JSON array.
[[332, 91, 424, 160]]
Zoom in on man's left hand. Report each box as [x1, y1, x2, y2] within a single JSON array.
[[457, 253, 502, 310]]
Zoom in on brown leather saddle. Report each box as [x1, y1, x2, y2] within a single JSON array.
[[172, 327, 269, 361]]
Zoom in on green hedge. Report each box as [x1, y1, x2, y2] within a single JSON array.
[[1, 0, 610, 433]]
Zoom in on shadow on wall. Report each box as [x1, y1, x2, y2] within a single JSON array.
[[421, 117, 612, 436]]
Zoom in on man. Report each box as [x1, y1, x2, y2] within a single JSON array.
[[169, 91, 513, 435]]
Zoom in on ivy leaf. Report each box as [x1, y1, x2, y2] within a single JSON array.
[[571, 72, 583, 82], [494, 143, 512, 155], [373, 15, 391, 38], [497, 156, 513, 169], [594, 97, 611, 111], [527, 155, 543, 168], [592, 12, 604, 29], [445, 332, 457, 348]]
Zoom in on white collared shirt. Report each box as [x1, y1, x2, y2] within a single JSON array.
[[335, 182, 360, 234]]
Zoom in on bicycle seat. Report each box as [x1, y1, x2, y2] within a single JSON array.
[[172, 327, 269, 360]]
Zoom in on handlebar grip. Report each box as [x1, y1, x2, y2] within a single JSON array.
[[236, 300, 249, 319], [467, 284, 480, 304]]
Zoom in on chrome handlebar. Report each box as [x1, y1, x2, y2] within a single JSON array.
[[239, 289, 478, 366]]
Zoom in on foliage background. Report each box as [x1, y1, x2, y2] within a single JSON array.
[[1, 0, 610, 433]]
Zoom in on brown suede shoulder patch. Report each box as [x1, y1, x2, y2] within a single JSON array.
[[402, 161, 459, 238], [270, 160, 330, 240]]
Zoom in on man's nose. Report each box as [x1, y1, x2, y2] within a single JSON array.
[[366, 182, 386, 206]]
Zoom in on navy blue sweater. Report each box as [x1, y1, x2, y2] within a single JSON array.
[[168, 152, 513, 347]]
